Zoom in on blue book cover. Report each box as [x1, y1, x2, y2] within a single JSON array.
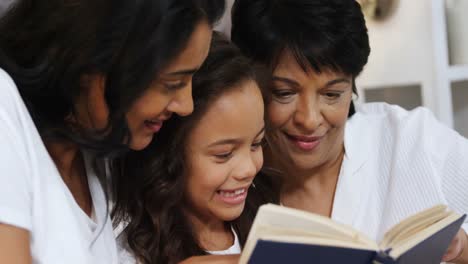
[[240, 204, 466, 264]]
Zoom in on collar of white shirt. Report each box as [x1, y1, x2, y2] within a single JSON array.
[[331, 112, 371, 226]]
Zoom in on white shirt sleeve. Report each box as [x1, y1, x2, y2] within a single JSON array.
[[433, 114, 468, 231], [413, 107, 468, 231], [0, 100, 32, 231]]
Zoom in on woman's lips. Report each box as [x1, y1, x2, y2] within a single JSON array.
[[144, 120, 163, 133], [285, 133, 322, 151], [144, 113, 172, 134]]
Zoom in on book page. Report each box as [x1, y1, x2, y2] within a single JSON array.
[[389, 212, 461, 258], [240, 204, 376, 263], [256, 225, 379, 251], [380, 205, 448, 249]]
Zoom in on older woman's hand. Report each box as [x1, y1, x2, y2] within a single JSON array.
[[442, 228, 468, 263], [179, 254, 240, 264]]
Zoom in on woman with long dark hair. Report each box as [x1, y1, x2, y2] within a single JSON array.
[[114, 33, 278, 264], [0, 0, 224, 263]]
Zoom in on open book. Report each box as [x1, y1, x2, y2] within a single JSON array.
[[239, 204, 466, 264]]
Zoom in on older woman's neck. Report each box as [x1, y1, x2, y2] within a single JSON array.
[[267, 146, 345, 217]]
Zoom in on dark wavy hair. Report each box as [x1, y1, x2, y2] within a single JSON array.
[[231, 0, 371, 117], [0, 0, 225, 155], [112, 32, 278, 264], [0, 0, 225, 226]]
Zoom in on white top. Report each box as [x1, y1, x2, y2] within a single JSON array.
[[116, 225, 241, 264], [331, 102, 468, 242], [0, 68, 118, 263], [115, 224, 136, 264], [206, 227, 241, 255]]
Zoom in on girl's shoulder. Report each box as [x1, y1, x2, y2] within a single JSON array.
[[206, 226, 241, 255]]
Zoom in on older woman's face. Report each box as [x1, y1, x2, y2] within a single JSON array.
[[267, 50, 352, 172]]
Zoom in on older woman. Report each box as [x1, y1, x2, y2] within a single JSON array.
[[231, 0, 468, 263]]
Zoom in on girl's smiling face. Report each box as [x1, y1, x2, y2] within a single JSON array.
[[183, 80, 265, 224]]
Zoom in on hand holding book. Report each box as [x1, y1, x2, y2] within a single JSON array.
[[442, 228, 468, 263]]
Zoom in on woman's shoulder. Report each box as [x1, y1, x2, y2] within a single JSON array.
[[0, 67, 15, 85], [0, 68, 21, 99], [0, 68, 29, 122], [351, 102, 441, 134], [345, 102, 453, 160], [347, 102, 466, 161], [355, 102, 435, 122], [0, 68, 45, 153]]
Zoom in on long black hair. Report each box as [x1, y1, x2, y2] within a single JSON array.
[[0, 1, 225, 224], [112, 32, 278, 264], [231, 0, 371, 117], [0, 0, 224, 155]]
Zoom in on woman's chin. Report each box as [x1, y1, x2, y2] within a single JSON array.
[[284, 151, 326, 171], [129, 135, 153, 151]]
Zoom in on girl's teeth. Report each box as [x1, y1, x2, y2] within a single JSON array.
[[235, 189, 245, 195], [218, 189, 246, 197]]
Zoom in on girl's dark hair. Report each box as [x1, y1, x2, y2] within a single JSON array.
[[112, 32, 277, 264], [0, 0, 224, 155], [231, 0, 371, 117]]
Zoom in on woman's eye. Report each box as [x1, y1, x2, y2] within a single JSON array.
[[251, 138, 266, 151], [323, 90, 345, 100], [214, 152, 233, 161], [272, 89, 295, 98], [272, 88, 296, 103], [164, 81, 186, 90], [325, 92, 341, 98]]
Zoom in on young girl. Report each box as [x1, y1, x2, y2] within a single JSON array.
[[0, 0, 223, 263], [114, 33, 277, 264]]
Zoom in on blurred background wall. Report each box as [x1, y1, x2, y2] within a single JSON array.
[[0, 0, 14, 16]]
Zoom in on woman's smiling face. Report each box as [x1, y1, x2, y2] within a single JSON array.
[[81, 20, 213, 151], [267, 49, 352, 172]]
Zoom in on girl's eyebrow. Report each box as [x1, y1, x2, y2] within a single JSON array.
[[208, 138, 241, 147], [207, 126, 266, 147]]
